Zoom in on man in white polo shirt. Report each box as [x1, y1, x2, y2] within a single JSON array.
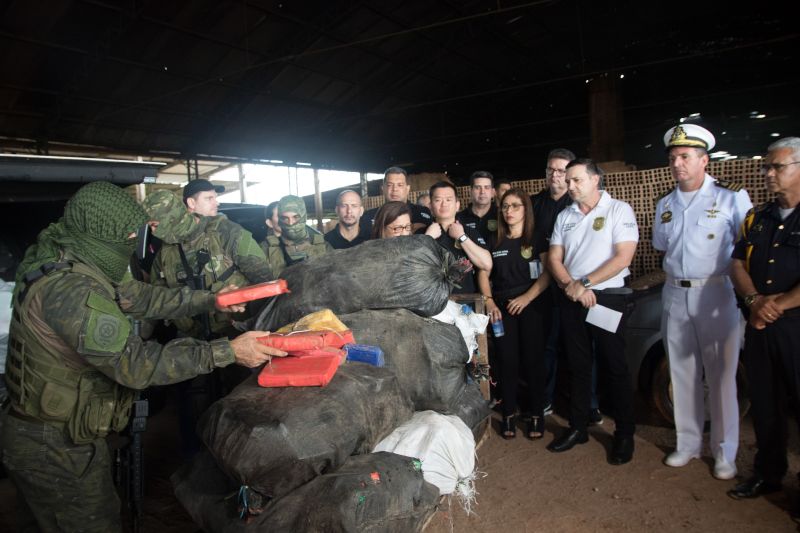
[[653, 124, 752, 480], [547, 158, 639, 465]]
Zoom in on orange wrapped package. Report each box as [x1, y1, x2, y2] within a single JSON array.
[[215, 280, 290, 307]]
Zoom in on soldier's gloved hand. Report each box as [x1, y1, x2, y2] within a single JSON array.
[[215, 284, 246, 313], [230, 331, 287, 368]]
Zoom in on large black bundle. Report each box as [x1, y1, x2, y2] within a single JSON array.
[[451, 381, 491, 433], [340, 308, 470, 412], [198, 363, 414, 499], [253, 235, 461, 331], [172, 451, 440, 533]]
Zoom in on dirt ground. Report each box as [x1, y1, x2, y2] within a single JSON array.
[[0, 395, 798, 533]]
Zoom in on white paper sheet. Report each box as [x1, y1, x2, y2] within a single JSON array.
[[585, 304, 622, 333]]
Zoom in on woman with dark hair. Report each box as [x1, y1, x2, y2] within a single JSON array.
[[478, 188, 553, 440], [371, 201, 413, 239]]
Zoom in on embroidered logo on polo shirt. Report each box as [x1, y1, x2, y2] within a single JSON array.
[[520, 246, 533, 259], [487, 219, 498, 231]]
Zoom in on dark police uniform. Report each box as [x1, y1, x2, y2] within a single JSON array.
[[531, 189, 572, 245], [360, 202, 432, 236], [487, 232, 552, 419], [432, 225, 486, 295], [457, 204, 499, 246], [324, 224, 367, 249], [732, 202, 800, 485]]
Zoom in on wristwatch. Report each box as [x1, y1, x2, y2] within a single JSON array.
[[744, 293, 760, 307], [457, 233, 468, 243], [580, 277, 593, 289]]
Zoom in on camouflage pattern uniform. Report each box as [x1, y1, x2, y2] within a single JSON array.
[[1, 182, 236, 533], [260, 195, 332, 276], [144, 190, 273, 339]]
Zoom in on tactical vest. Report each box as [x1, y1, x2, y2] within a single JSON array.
[[264, 229, 329, 276], [156, 217, 248, 336], [5, 261, 135, 445]]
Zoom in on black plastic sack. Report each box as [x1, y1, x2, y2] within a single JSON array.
[[450, 381, 491, 433], [339, 308, 469, 412], [172, 451, 440, 533], [197, 362, 414, 499], [253, 235, 462, 331]]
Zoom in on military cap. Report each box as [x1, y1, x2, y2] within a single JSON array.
[[664, 124, 716, 151]]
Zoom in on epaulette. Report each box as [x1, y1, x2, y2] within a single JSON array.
[[753, 202, 769, 213], [714, 179, 744, 192], [655, 187, 674, 202]]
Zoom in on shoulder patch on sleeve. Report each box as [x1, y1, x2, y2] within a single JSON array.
[[715, 179, 744, 192], [82, 290, 130, 354]]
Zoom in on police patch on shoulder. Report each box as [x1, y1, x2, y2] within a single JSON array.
[[82, 290, 130, 354]]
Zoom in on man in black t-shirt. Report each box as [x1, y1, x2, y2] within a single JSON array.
[[360, 167, 432, 236], [457, 170, 499, 245], [425, 181, 491, 295], [531, 148, 575, 244], [325, 190, 367, 249]]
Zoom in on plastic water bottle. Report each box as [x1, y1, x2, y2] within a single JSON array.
[[492, 318, 505, 337]]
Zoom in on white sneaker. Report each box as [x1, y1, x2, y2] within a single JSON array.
[[713, 458, 737, 480], [664, 450, 700, 467]]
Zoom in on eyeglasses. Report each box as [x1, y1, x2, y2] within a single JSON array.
[[386, 223, 412, 234], [501, 203, 524, 212], [546, 168, 567, 176], [760, 161, 800, 174]]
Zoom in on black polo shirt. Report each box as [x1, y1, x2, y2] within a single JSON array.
[[360, 202, 432, 236], [531, 189, 572, 244], [432, 224, 485, 295], [457, 204, 498, 245], [324, 224, 367, 249], [732, 202, 800, 295], [487, 234, 545, 300]]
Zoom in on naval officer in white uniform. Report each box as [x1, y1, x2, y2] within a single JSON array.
[[653, 124, 752, 479]]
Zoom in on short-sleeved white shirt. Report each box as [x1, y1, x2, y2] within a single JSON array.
[[652, 174, 752, 279], [550, 190, 639, 289]]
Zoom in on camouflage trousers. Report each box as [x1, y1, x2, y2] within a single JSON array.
[[0, 409, 121, 532]]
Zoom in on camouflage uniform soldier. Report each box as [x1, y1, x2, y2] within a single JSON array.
[[261, 195, 332, 276], [143, 190, 273, 339], [0, 182, 283, 532]]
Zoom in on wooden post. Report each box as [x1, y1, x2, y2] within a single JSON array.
[[238, 164, 247, 203], [360, 171, 368, 199], [314, 168, 323, 232]]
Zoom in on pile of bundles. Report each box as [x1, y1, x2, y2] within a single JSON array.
[[172, 236, 491, 532]]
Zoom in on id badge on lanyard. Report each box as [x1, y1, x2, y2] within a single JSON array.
[[529, 259, 542, 280]]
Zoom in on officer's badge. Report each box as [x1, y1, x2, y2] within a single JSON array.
[[661, 211, 673, 223], [705, 208, 720, 218], [487, 219, 498, 232], [521, 246, 533, 259], [753, 224, 763, 234], [592, 217, 605, 231]]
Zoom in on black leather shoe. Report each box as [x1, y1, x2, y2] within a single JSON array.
[[547, 428, 588, 453], [728, 477, 781, 499], [608, 435, 634, 465]]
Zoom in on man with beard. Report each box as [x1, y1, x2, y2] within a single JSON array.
[[262, 195, 332, 276], [325, 190, 366, 249]]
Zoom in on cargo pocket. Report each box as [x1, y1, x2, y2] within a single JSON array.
[[68, 375, 117, 445]]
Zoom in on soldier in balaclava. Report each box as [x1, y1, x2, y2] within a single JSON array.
[[261, 194, 331, 276], [1, 181, 281, 532]]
